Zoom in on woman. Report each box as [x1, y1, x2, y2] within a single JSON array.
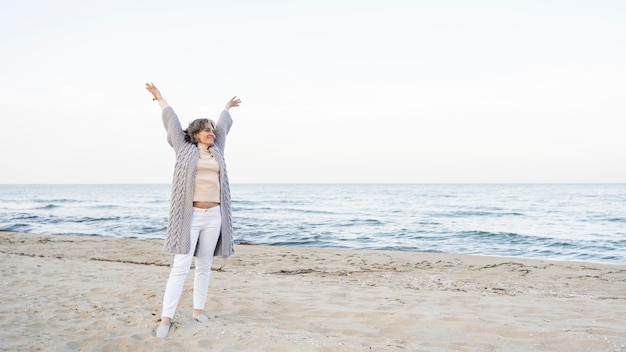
[[145, 82, 241, 338]]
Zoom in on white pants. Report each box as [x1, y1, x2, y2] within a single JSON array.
[[161, 206, 222, 319]]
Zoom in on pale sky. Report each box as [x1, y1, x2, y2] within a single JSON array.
[[1, 0, 625, 184]]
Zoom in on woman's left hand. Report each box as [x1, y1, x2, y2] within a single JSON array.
[[225, 96, 241, 110]]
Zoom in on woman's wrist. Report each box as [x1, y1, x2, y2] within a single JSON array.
[[158, 99, 169, 109]]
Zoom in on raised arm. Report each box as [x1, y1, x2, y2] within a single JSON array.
[[145, 82, 186, 150], [213, 96, 241, 151]]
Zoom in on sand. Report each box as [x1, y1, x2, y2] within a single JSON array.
[[1, 231, 625, 351]]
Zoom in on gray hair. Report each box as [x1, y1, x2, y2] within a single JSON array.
[[184, 118, 216, 145]]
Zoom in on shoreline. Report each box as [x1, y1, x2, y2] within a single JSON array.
[[5, 230, 624, 267], [1, 231, 625, 351]]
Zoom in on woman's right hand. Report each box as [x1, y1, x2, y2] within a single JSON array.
[[145, 82, 163, 101]]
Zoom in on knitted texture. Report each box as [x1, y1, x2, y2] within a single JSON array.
[[161, 106, 235, 258]]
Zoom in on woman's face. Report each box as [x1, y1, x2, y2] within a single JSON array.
[[195, 124, 215, 146]]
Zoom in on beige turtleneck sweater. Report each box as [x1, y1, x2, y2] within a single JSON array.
[[193, 142, 220, 203]]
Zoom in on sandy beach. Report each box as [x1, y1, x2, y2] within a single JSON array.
[[1, 231, 625, 351]]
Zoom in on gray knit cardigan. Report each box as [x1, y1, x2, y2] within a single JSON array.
[[161, 105, 234, 258]]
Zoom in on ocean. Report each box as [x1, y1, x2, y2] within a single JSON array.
[[0, 183, 624, 265]]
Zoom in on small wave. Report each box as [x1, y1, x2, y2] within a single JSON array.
[[40, 217, 64, 224], [235, 205, 335, 216], [441, 210, 524, 218], [0, 202, 59, 210], [0, 223, 34, 232], [56, 232, 105, 237], [34, 198, 83, 204], [458, 231, 539, 245], [545, 241, 575, 248], [127, 225, 167, 234], [460, 230, 521, 237], [68, 216, 122, 223], [8, 214, 38, 220], [599, 254, 625, 262], [92, 205, 121, 209], [145, 199, 168, 204], [233, 200, 259, 206], [453, 211, 492, 217], [284, 208, 335, 215], [336, 218, 383, 227], [607, 217, 626, 223]]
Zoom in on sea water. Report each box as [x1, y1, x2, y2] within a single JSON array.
[[1, 183, 624, 264]]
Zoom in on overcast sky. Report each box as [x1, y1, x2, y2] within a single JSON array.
[[1, 0, 625, 184]]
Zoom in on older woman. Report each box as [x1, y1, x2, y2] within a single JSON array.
[[145, 82, 241, 338]]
